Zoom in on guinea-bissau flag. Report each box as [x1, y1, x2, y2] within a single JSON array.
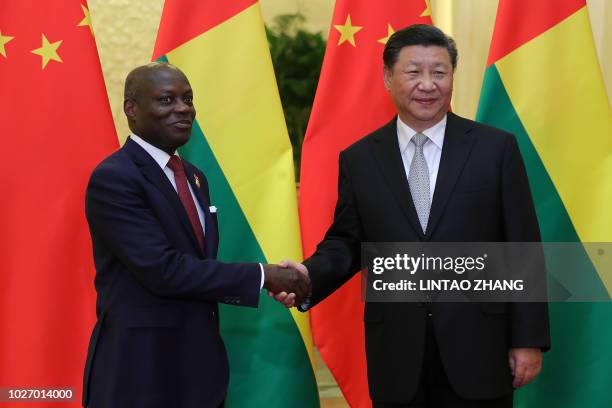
[[477, 0, 612, 407], [152, 1, 318, 406], [0, 0, 118, 405], [299, 0, 433, 406]]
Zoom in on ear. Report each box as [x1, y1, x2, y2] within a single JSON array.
[[383, 67, 392, 91], [124, 98, 137, 120]]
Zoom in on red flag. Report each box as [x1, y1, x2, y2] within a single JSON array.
[[299, 1, 432, 406], [0, 1, 117, 404]]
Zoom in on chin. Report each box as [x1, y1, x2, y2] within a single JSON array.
[[417, 108, 445, 121], [173, 131, 192, 146]]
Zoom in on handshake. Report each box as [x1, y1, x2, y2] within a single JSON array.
[[262, 260, 310, 308]]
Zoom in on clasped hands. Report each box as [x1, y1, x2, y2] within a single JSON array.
[[262, 260, 309, 308]]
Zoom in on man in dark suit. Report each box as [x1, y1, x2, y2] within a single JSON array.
[[280, 25, 550, 407], [82, 62, 308, 408]]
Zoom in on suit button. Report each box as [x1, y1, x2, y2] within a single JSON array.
[[211, 311, 216, 318]]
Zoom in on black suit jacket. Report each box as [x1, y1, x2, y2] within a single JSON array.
[[303, 113, 550, 403], [82, 138, 261, 408]]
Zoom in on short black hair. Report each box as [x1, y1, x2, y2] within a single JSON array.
[[383, 24, 457, 70]]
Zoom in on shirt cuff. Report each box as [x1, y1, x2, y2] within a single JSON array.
[[298, 296, 312, 312], [259, 263, 264, 290]]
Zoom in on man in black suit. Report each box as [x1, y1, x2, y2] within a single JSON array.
[[82, 62, 308, 408], [280, 25, 550, 407]]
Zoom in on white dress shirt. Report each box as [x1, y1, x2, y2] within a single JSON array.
[[397, 115, 447, 202]]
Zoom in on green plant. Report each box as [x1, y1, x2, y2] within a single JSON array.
[[266, 13, 326, 180]]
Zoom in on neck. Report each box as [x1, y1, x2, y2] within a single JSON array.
[[160, 146, 176, 156], [132, 134, 176, 156], [398, 114, 446, 133]]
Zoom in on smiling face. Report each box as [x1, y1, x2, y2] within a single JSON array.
[[383, 45, 453, 132], [124, 65, 195, 155]]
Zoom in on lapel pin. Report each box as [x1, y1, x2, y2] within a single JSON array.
[[194, 174, 201, 188]]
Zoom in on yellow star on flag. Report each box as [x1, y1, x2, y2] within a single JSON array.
[[421, 0, 432, 17], [31, 34, 63, 69], [334, 14, 363, 47], [0, 30, 15, 58], [78, 4, 94, 35], [377, 24, 395, 45]]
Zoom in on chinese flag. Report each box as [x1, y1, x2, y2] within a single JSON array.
[[299, 1, 432, 406], [0, 1, 117, 405]]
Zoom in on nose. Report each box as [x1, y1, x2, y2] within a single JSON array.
[[417, 73, 435, 91], [174, 99, 192, 113]]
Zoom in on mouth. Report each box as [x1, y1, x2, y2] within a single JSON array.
[[171, 120, 193, 129], [414, 98, 437, 106]]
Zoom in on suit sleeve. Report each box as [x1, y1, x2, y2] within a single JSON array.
[[501, 134, 551, 351], [85, 164, 261, 307], [303, 151, 364, 308]]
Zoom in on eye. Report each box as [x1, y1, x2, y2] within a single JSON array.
[[183, 95, 193, 105], [403, 70, 420, 78], [158, 96, 172, 104]]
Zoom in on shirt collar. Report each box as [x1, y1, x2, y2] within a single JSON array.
[[130, 134, 179, 170], [397, 114, 447, 155]]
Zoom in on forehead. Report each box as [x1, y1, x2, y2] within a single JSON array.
[[395, 45, 451, 66], [141, 68, 191, 93]]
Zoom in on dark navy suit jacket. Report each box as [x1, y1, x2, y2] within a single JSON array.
[[303, 113, 550, 403], [82, 138, 261, 408]]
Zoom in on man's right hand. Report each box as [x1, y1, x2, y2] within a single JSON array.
[[262, 263, 310, 303]]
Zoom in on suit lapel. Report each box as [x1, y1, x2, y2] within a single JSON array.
[[124, 138, 202, 253], [372, 118, 424, 237], [427, 112, 476, 236], [184, 164, 218, 259]]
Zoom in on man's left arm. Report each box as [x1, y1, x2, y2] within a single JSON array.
[[501, 134, 551, 387]]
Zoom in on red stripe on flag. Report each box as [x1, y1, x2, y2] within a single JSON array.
[[486, 0, 585, 66], [152, 0, 257, 59], [299, 1, 432, 406]]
